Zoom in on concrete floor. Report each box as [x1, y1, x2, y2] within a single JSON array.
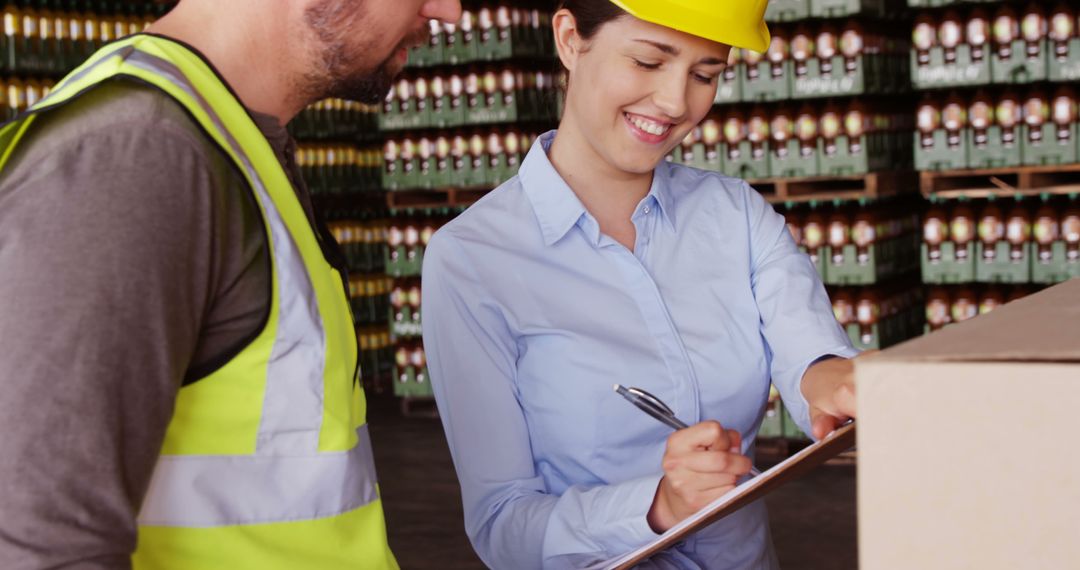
[[369, 397, 857, 569]]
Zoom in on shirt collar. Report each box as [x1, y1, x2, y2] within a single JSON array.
[[645, 161, 678, 233], [520, 131, 678, 246], [520, 131, 588, 246]]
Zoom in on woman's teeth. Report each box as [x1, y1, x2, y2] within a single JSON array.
[[628, 114, 670, 136]]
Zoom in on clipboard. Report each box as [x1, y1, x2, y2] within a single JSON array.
[[594, 421, 856, 570]]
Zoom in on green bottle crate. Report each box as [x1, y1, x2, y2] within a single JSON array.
[[975, 241, 1032, 283], [681, 141, 722, 173], [714, 64, 743, 105], [744, 60, 790, 102], [393, 364, 434, 398], [1032, 242, 1073, 284], [722, 141, 771, 180], [825, 234, 919, 286], [911, 46, 992, 89], [810, 0, 885, 18], [991, 40, 1048, 84], [1048, 38, 1080, 83], [1022, 123, 1079, 167], [793, 55, 888, 100], [819, 133, 899, 176], [915, 129, 969, 172], [921, 242, 978, 284], [766, 0, 811, 22], [771, 138, 819, 178], [969, 125, 1023, 168]]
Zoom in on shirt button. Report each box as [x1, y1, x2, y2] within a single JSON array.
[[643, 206, 651, 214]]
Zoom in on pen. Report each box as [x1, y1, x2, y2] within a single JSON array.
[[613, 384, 688, 430], [614, 384, 761, 478]]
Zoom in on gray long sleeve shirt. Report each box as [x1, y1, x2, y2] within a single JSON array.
[[0, 74, 323, 569]]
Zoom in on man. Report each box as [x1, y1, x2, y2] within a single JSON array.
[[0, 0, 461, 568]]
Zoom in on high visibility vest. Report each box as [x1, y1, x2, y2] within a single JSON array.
[[0, 34, 399, 570]]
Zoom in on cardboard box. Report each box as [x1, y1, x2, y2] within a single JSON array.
[[857, 279, 1080, 569]]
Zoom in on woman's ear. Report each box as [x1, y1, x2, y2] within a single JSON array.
[[552, 9, 582, 74]]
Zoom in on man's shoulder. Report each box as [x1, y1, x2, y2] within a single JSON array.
[[15, 78, 215, 158]]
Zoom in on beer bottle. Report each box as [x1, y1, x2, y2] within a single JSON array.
[[832, 289, 855, 329], [1005, 200, 1031, 262], [747, 107, 769, 161], [978, 200, 1006, 261], [1062, 196, 1080, 262], [795, 105, 818, 159], [827, 202, 851, 266], [791, 26, 813, 78], [1049, 4, 1075, 61], [767, 29, 788, 80], [993, 6, 1019, 60], [951, 200, 976, 260], [1020, 4, 1047, 60], [924, 199, 949, 263], [1051, 87, 1077, 145], [820, 106, 842, 157], [852, 203, 876, 266], [770, 107, 794, 160], [1024, 91, 1049, 146], [1033, 196, 1060, 263], [722, 111, 746, 161], [970, 92, 993, 149], [743, 44, 762, 81], [942, 96, 967, 149], [926, 287, 951, 330], [913, 13, 936, 67], [940, 11, 964, 65], [839, 22, 863, 75], [917, 97, 940, 150], [804, 205, 826, 265], [951, 287, 978, 323], [968, 9, 990, 62], [997, 91, 1021, 147], [843, 104, 867, 155], [979, 286, 1005, 315], [855, 290, 879, 345], [701, 117, 721, 168]]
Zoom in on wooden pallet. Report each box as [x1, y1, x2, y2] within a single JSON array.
[[385, 187, 491, 209], [754, 171, 918, 205], [921, 163, 1080, 199]]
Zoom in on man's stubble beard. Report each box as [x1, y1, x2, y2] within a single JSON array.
[[302, 0, 426, 105]]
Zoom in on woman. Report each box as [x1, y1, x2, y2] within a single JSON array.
[[421, 1, 859, 568]]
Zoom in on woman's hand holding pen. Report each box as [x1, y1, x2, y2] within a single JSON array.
[[646, 421, 753, 533]]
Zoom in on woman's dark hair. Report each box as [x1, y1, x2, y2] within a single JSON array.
[[557, 0, 628, 41]]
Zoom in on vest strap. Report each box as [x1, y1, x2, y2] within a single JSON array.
[[138, 425, 380, 527]]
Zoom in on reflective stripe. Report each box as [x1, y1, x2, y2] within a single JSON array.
[[138, 425, 379, 527], [124, 49, 328, 455]]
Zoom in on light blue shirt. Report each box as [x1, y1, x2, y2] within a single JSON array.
[[421, 131, 858, 569]]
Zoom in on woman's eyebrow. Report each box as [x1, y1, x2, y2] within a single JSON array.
[[632, 38, 726, 65]]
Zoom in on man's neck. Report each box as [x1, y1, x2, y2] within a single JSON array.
[[147, 1, 306, 125]]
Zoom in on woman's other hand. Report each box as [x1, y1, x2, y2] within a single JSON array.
[[801, 351, 876, 440], [646, 421, 752, 533]]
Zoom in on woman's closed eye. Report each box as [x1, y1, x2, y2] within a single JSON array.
[[633, 58, 717, 85]]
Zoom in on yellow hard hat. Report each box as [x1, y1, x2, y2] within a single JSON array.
[[608, 0, 771, 53]]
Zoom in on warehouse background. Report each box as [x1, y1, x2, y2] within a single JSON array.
[[5, 0, 1075, 568]]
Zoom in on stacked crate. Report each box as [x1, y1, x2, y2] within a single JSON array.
[[913, 0, 1078, 335]]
